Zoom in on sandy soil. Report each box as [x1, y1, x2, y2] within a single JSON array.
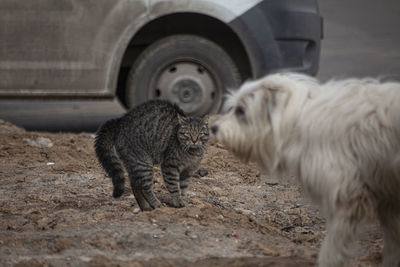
[[0, 119, 382, 266]]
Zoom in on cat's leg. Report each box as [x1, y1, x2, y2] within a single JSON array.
[[109, 164, 125, 198], [131, 185, 153, 211], [98, 146, 125, 198], [179, 173, 191, 197], [161, 163, 186, 208], [129, 162, 162, 211], [117, 150, 161, 211], [180, 161, 201, 197], [179, 169, 195, 197]]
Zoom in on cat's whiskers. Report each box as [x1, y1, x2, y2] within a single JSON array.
[[183, 144, 191, 152]]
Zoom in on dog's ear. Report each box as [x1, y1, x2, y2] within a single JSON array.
[[263, 85, 291, 111], [262, 87, 278, 109]]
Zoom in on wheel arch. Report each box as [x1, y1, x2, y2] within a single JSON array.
[[114, 12, 253, 106]]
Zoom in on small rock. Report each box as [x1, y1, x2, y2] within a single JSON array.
[[79, 256, 92, 262], [133, 208, 140, 214], [23, 137, 53, 148], [197, 168, 209, 177], [228, 231, 239, 239], [237, 209, 255, 216], [14, 169, 23, 174]]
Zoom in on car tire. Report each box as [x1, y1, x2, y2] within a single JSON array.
[[125, 34, 241, 116]]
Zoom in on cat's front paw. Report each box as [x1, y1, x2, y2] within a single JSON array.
[[150, 198, 163, 209], [180, 189, 188, 197], [171, 198, 187, 208]]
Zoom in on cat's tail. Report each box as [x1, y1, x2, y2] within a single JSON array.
[[94, 118, 125, 198]]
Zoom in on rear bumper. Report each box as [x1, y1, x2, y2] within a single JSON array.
[[229, 0, 323, 77]]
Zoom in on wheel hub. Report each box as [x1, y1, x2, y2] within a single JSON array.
[[173, 78, 201, 104], [151, 61, 218, 116]]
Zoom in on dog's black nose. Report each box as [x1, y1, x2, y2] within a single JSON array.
[[210, 125, 218, 135]]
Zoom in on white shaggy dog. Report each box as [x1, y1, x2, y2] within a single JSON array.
[[211, 73, 400, 267]]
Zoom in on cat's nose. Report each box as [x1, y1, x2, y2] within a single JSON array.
[[210, 125, 218, 135]]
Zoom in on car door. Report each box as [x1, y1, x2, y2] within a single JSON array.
[[0, 0, 146, 96]]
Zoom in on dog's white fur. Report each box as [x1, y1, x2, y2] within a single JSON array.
[[212, 73, 400, 266]]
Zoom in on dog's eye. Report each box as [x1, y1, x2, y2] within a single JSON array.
[[235, 106, 245, 116]]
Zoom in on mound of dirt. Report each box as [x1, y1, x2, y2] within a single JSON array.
[[0, 119, 382, 266]]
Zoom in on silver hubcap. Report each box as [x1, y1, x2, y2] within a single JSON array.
[[151, 61, 219, 115]]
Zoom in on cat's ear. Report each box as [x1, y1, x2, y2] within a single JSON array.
[[200, 115, 209, 125], [177, 114, 187, 125]]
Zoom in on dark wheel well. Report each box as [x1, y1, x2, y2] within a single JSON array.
[[116, 13, 252, 106]]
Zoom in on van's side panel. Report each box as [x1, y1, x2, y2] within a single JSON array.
[[0, 0, 146, 96], [0, 0, 322, 97]]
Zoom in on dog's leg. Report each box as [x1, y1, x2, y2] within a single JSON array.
[[318, 213, 359, 267], [379, 211, 400, 267], [382, 230, 400, 267]]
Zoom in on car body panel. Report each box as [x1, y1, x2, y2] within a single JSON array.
[[0, 0, 147, 97], [0, 0, 322, 98], [229, 0, 322, 77]]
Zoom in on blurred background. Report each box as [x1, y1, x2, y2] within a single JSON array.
[[1, 0, 399, 132], [318, 0, 400, 81]]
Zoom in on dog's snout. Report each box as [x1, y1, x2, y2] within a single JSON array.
[[210, 125, 218, 135]]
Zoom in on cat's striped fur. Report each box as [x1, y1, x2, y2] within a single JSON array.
[[94, 100, 209, 211]]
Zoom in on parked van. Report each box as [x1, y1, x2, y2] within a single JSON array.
[[0, 0, 323, 115]]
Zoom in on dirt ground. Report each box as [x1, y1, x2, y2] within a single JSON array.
[[0, 118, 383, 266]]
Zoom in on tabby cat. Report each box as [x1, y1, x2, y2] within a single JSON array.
[[94, 100, 209, 211]]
